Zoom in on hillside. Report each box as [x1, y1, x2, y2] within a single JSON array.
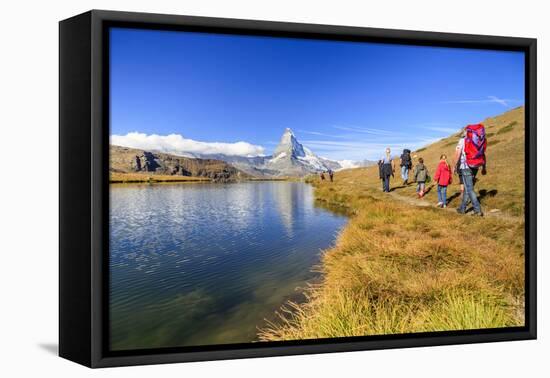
[[259, 106, 526, 341], [310, 105, 525, 217], [110, 145, 248, 183], [401, 105, 525, 216]]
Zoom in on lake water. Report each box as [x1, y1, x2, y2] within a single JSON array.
[[109, 181, 347, 351]]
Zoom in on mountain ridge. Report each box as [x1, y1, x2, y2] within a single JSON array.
[[110, 145, 249, 182], [189, 128, 374, 177], [110, 128, 375, 178]]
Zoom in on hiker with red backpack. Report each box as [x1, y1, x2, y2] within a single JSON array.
[[453, 124, 487, 216]]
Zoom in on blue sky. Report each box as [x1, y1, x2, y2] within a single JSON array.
[[110, 27, 524, 160]]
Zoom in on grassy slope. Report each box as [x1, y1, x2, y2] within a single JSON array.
[[259, 107, 525, 340], [406, 106, 525, 215]]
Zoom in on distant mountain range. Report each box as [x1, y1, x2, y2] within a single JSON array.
[[110, 128, 375, 179]]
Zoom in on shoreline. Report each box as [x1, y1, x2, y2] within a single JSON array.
[[258, 171, 525, 341], [109, 173, 300, 184]]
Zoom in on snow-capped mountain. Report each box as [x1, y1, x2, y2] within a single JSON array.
[[196, 128, 346, 177], [264, 128, 334, 176]]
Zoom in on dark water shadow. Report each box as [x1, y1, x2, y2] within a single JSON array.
[[314, 199, 351, 217], [38, 343, 58, 355]]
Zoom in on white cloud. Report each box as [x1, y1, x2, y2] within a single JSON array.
[[336, 160, 362, 170], [421, 126, 460, 134], [296, 129, 349, 139], [111, 132, 265, 157], [487, 95, 510, 107], [302, 139, 439, 161], [441, 96, 518, 107], [333, 125, 402, 136]]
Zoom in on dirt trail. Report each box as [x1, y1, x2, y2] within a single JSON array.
[[382, 183, 522, 222], [334, 178, 521, 222]]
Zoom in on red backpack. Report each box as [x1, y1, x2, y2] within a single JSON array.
[[464, 123, 487, 168]]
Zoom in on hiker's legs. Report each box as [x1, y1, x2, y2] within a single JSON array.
[[417, 182, 425, 197], [441, 185, 447, 204], [401, 166, 408, 182], [458, 170, 471, 212], [437, 185, 443, 203], [469, 168, 481, 213], [382, 176, 390, 192], [459, 169, 481, 213]]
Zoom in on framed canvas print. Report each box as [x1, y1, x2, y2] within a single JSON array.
[[59, 10, 537, 368]]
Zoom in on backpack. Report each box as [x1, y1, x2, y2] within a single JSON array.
[[401, 149, 411, 168], [464, 124, 486, 168]]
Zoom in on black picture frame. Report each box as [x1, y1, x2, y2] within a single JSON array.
[[59, 9, 537, 368]]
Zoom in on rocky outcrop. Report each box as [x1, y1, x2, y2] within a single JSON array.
[[110, 145, 246, 182]]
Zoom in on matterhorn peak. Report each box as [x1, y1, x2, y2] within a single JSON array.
[[273, 127, 305, 158]]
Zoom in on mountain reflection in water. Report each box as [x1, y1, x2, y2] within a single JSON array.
[[109, 181, 347, 350]]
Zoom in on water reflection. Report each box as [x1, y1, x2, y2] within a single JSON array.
[[110, 182, 347, 350], [272, 182, 306, 237]]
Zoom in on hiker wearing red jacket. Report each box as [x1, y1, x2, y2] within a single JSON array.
[[434, 154, 452, 208]]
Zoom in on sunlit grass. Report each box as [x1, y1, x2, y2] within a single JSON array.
[[110, 172, 210, 183], [259, 106, 525, 341]]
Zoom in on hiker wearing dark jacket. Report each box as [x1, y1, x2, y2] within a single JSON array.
[[413, 157, 429, 198], [378, 147, 395, 193], [400, 149, 412, 185]]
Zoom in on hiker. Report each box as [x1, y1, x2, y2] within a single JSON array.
[[320, 172, 325, 181], [453, 124, 487, 216], [328, 168, 334, 182], [378, 147, 395, 192], [434, 154, 452, 208], [400, 148, 412, 185], [413, 157, 429, 198]]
